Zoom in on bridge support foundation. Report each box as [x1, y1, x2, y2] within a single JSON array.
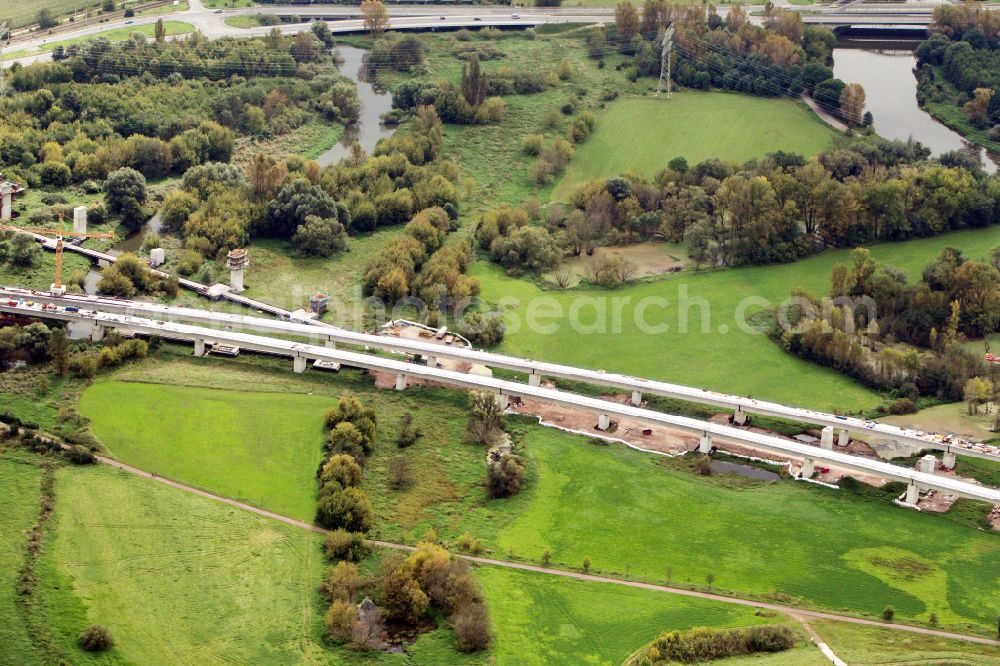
[[820, 426, 834, 450], [90, 324, 105, 342], [733, 407, 747, 425], [293, 356, 307, 374], [905, 482, 919, 506], [838, 428, 849, 447], [699, 433, 713, 454], [801, 457, 815, 478], [528, 372, 541, 387], [395, 373, 406, 391], [943, 450, 956, 470], [193, 339, 206, 357], [630, 390, 642, 407], [598, 413, 610, 431]]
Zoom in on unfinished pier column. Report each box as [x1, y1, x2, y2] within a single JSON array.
[[395, 373, 406, 391], [598, 413, 610, 430], [838, 428, 849, 447]]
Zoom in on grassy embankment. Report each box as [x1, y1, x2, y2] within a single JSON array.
[[76, 355, 1000, 635], [6, 21, 196, 60]]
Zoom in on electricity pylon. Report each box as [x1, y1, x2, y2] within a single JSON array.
[[656, 24, 674, 99]]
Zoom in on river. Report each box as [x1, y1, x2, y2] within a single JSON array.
[[317, 45, 396, 166], [833, 41, 1000, 174]]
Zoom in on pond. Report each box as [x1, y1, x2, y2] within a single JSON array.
[[709, 460, 781, 482], [833, 41, 999, 174], [316, 45, 396, 166]]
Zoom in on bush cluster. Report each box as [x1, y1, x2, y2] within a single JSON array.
[[635, 625, 794, 664]]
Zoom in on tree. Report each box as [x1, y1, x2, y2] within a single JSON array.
[[324, 600, 358, 643], [327, 561, 366, 602], [964, 88, 994, 128], [49, 327, 70, 377], [319, 453, 362, 494], [291, 31, 320, 63], [361, 0, 389, 37], [839, 83, 866, 126], [37, 8, 57, 29], [377, 565, 428, 623], [264, 179, 343, 238], [452, 602, 492, 653], [324, 529, 370, 562], [614, 1, 640, 51], [487, 452, 526, 498], [154, 18, 166, 43], [292, 215, 349, 257], [460, 55, 486, 107], [964, 377, 993, 415], [466, 391, 505, 446], [78, 625, 113, 652], [882, 605, 895, 621], [316, 487, 374, 532], [104, 167, 147, 232]]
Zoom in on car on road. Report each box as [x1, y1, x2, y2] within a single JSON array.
[[214, 9, 223, 13], [473, 17, 482, 21], [511, 13, 520, 19], [125, 20, 134, 24]]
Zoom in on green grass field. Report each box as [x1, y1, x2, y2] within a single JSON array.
[[2, 447, 835, 666], [0, 0, 97, 29], [6, 20, 196, 59], [78, 380, 333, 521], [553, 94, 837, 200], [0, 455, 45, 666], [78, 357, 1000, 634], [473, 226, 1000, 412]]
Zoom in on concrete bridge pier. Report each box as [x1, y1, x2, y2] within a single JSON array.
[[733, 407, 748, 425], [426, 356, 437, 368], [905, 482, 919, 506], [293, 356, 307, 374], [943, 450, 956, 470], [699, 433, 713, 454], [528, 372, 541, 387], [801, 457, 815, 478], [597, 413, 610, 431], [918, 454, 937, 474], [630, 390, 642, 407], [193, 339, 206, 357], [90, 324, 105, 342], [820, 426, 834, 450], [495, 393, 509, 410], [395, 373, 407, 391], [838, 428, 849, 447], [325, 339, 336, 349]]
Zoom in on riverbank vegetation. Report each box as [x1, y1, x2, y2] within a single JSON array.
[[915, 4, 1000, 154]]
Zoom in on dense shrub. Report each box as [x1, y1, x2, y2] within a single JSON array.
[[78, 625, 114, 652], [324, 529, 370, 562], [638, 625, 795, 664]]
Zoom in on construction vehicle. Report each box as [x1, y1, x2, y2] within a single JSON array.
[[1, 214, 115, 295]]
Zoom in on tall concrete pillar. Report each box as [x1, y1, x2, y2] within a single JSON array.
[[293, 356, 307, 373], [90, 324, 105, 342], [838, 428, 849, 447], [918, 454, 937, 474], [598, 413, 610, 430], [699, 433, 713, 454], [801, 457, 815, 478], [733, 407, 747, 425], [820, 426, 834, 450], [426, 356, 437, 368], [528, 372, 541, 387], [630, 390, 642, 407], [395, 373, 406, 391], [193, 339, 206, 357], [942, 450, 956, 470], [73, 206, 87, 234], [905, 482, 919, 505], [0, 185, 13, 220]]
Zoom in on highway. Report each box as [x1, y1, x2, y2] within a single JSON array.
[[4, 290, 1000, 506], [3, 286, 997, 466]]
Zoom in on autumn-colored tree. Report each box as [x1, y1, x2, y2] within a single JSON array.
[[361, 0, 389, 37], [964, 88, 994, 128], [154, 18, 165, 43], [839, 83, 866, 126], [614, 1, 640, 46]]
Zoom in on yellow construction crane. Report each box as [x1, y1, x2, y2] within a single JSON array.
[[1, 214, 115, 292]]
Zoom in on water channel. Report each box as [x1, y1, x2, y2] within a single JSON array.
[[316, 45, 396, 166], [833, 40, 1000, 174]]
